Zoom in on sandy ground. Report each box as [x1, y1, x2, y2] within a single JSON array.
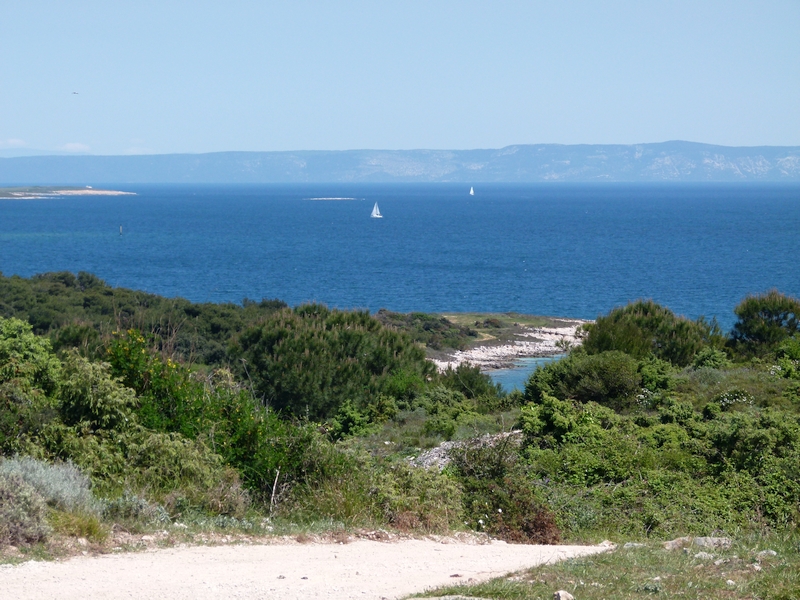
[[0, 539, 608, 600]]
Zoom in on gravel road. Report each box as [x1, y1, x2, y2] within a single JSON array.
[[1, 539, 607, 599]]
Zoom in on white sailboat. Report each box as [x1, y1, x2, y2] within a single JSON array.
[[469, 186, 474, 196], [371, 202, 383, 218]]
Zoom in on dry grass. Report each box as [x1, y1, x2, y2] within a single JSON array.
[[413, 532, 799, 600]]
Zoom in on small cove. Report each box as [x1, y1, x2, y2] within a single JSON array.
[[486, 354, 566, 392]]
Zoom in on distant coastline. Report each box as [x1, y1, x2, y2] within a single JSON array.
[[2, 141, 799, 184], [0, 186, 136, 199]]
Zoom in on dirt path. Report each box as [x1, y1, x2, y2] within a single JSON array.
[[1, 539, 607, 599]]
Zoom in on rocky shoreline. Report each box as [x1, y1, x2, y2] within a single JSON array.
[[0, 186, 136, 199], [431, 319, 588, 372]]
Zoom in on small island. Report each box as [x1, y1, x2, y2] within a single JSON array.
[[0, 186, 136, 199]]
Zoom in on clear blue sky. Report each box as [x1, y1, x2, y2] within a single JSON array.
[[1, 1, 798, 155]]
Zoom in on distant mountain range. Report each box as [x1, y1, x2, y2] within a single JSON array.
[[1, 141, 799, 184]]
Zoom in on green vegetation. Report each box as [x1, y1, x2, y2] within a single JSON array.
[[234, 305, 434, 420], [731, 289, 800, 356], [416, 533, 800, 600], [581, 299, 724, 366], [0, 271, 288, 366], [0, 271, 798, 599], [374, 309, 478, 351]]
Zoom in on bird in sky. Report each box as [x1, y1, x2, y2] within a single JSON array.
[[72, 91, 78, 94]]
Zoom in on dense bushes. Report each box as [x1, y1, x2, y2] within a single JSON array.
[[731, 290, 800, 356], [374, 309, 477, 351], [0, 271, 287, 366], [513, 293, 800, 537], [449, 438, 561, 544], [283, 445, 463, 533], [439, 363, 503, 401], [582, 300, 722, 366], [235, 304, 434, 420], [0, 456, 97, 513], [0, 473, 50, 546], [516, 395, 800, 535], [4, 278, 800, 550], [524, 351, 642, 410]]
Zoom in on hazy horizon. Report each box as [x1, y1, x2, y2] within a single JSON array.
[[2, 1, 798, 156], [4, 140, 800, 160]]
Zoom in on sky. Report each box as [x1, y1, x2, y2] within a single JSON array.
[[1, 1, 799, 156]]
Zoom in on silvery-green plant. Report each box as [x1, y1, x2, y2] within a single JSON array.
[[0, 473, 51, 545], [0, 456, 99, 514], [102, 493, 171, 525]]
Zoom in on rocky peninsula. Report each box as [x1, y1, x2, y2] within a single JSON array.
[[430, 315, 589, 372]]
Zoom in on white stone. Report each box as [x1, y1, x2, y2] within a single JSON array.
[[693, 536, 731, 549], [663, 536, 691, 550]]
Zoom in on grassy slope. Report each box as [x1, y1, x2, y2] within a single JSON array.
[[414, 533, 799, 600], [440, 312, 578, 344]]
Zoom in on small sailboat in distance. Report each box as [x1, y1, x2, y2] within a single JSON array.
[[371, 202, 383, 218], [469, 186, 474, 196]]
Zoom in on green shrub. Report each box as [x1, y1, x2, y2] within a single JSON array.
[[235, 305, 434, 421], [731, 290, 800, 356], [105, 330, 199, 435], [60, 353, 137, 432], [123, 430, 249, 516], [449, 439, 560, 544], [101, 493, 171, 526], [0, 317, 62, 455], [34, 420, 249, 516], [0, 456, 97, 513], [49, 509, 108, 543], [328, 400, 376, 440], [777, 335, 800, 361], [376, 463, 463, 533], [0, 473, 50, 546], [515, 393, 800, 536], [524, 351, 642, 411], [0, 316, 61, 395], [693, 347, 732, 369], [439, 363, 502, 400], [374, 309, 477, 351], [639, 356, 676, 393], [582, 300, 721, 366], [277, 441, 378, 525]]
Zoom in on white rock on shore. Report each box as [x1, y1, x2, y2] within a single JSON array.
[[432, 320, 589, 372]]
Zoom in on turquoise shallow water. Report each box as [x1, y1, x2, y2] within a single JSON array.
[[1, 182, 798, 330], [486, 355, 566, 392]]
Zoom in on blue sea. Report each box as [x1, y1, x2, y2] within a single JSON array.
[[1, 183, 798, 387]]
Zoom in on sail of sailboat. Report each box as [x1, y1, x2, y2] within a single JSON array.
[[469, 186, 474, 196], [371, 202, 383, 218]]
